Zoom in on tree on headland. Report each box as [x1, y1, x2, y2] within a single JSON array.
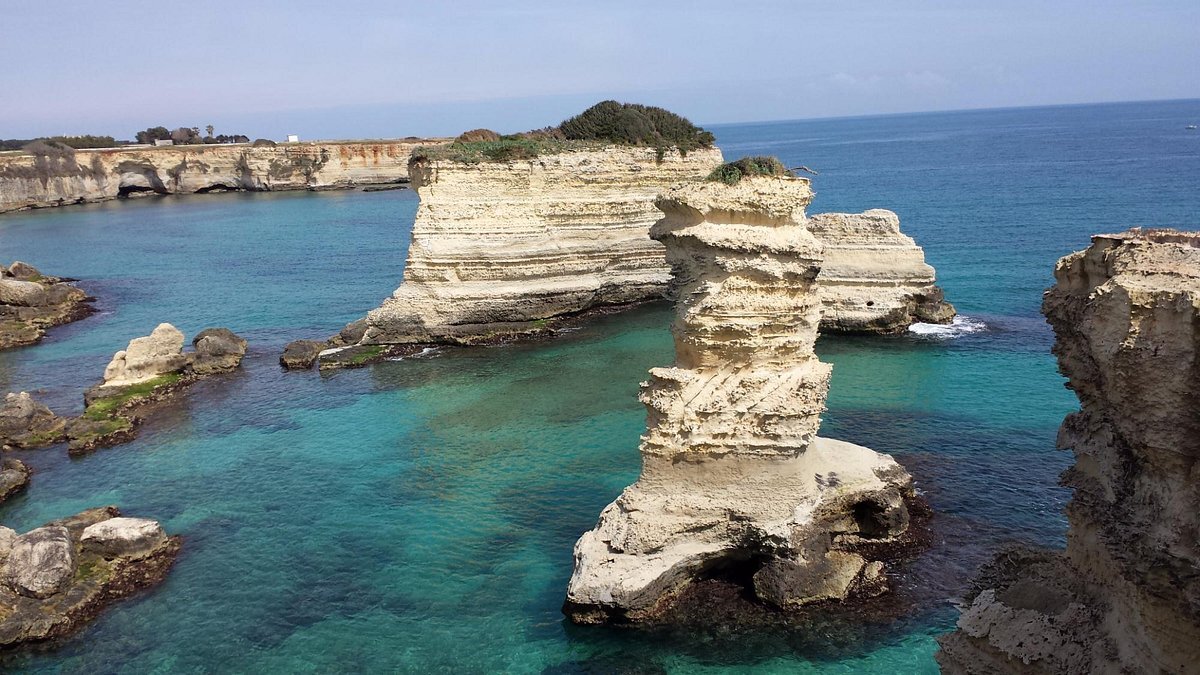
[[205, 125, 214, 138], [135, 127, 171, 144]]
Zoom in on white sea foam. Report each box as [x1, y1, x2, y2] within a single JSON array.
[[907, 315, 987, 338]]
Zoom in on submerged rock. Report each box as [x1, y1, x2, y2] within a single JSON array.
[[937, 229, 1200, 674], [564, 176, 919, 625], [0, 507, 179, 648]]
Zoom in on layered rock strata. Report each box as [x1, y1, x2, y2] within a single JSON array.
[[563, 176, 917, 624], [0, 506, 180, 647], [937, 229, 1200, 674], [0, 261, 93, 350], [808, 210, 954, 332], [68, 322, 247, 453], [0, 140, 433, 213], [361, 146, 725, 346], [358, 151, 952, 349]]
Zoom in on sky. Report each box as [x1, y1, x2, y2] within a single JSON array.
[[2, 0, 1197, 140]]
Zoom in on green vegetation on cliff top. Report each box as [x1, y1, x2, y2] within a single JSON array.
[[412, 101, 715, 164], [706, 156, 794, 185]]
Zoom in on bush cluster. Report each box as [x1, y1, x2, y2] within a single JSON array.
[[1, 135, 117, 151], [415, 100, 716, 164], [706, 156, 793, 185]]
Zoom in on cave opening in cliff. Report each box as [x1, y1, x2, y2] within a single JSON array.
[[194, 183, 240, 194], [117, 185, 160, 198], [852, 500, 891, 539]]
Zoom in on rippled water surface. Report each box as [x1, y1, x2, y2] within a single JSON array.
[[0, 100, 1197, 673]]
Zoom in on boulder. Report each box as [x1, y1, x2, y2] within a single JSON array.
[[3, 526, 75, 599], [0, 458, 30, 504], [0, 279, 48, 308], [5, 262, 41, 281], [0, 527, 16, 565], [281, 339, 325, 370], [338, 318, 369, 345], [81, 518, 168, 560], [190, 327, 247, 374], [0, 391, 66, 449], [100, 322, 188, 387]]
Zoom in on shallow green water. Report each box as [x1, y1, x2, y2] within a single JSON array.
[[0, 99, 1197, 672]]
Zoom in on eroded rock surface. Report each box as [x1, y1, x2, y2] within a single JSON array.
[[0, 458, 30, 504], [0, 262, 93, 350], [563, 176, 917, 625], [808, 210, 954, 331], [0, 507, 179, 648], [362, 146, 725, 346], [937, 229, 1200, 674], [71, 323, 247, 453], [0, 392, 67, 449]]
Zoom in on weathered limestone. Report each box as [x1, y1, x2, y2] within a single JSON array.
[[0, 457, 30, 504], [808, 209, 954, 332], [0, 507, 179, 647], [0, 140, 435, 213], [937, 229, 1200, 674], [362, 146, 725, 345], [71, 323, 247, 453], [0, 261, 93, 350], [563, 176, 917, 624], [0, 392, 67, 449]]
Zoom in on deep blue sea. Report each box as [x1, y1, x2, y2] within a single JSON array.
[[0, 99, 1197, 673]]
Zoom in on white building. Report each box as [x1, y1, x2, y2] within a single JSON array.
[[286, 134, 300, 143], [154, 139, 174, 146]]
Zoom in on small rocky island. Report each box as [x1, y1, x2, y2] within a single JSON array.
[[0, 323, 247, 454], [0, 262, 93, 350], [937, 229, 1200, 673], [0, 506, 179, 647], [564, 172, 922, 624]]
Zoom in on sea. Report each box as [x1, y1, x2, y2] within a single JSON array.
[[0, 98, 1197, 673]]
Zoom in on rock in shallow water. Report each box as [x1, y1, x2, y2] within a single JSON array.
[[280, 339, 326, 370], [81, 518, 167, 560], [3, 526, 76, 599]]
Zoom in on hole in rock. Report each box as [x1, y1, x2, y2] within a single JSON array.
[[866, 301, 875, 307], [117, 184, 159, 197], [852, 500, 891, 539], [194, 183, 239, 194]]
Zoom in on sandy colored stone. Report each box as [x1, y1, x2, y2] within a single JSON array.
[[101, 322, 187, 387], [362, 146, 725, 345], [81, 517, 168, 560], [0, 140, 436, 213], [937, 228, 1200, 674], [564, 176, 915, 624]]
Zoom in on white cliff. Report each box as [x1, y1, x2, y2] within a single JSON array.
[[362, 146, 725, 344], [0, 140, 431, 213], [563, 175, 918, 624]]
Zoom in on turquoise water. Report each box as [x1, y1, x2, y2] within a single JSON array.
[[0, 99, 1197, 672]]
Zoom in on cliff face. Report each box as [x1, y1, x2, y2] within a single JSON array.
[[563, 176, 917, 624], [808, 209, 954, 332], [361, 146, 725, 344], [937, 229, 1200, 674], [0, 140, 429, 213]]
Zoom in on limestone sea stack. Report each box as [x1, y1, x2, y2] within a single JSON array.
[[361, 146, 725, 345], [808, 210, 954, 331], [937, 229, 1200, 673], [563, 175, 918, 624], [0, 506, 180, 647]]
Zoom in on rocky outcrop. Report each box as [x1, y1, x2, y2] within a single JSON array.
[[357, 150, 951, 349], [0, 392, 67, 450], [0, 140, 434, 213], [361, 146, 725, 346], [0, 507, 179, 648], [808, 210, 954, 332], [0, 457, 30, 504], [0, 262, 93, 350], [563, 176, 918, 625], [937, 229, 1200, 674], [69, 323, 247, 453]]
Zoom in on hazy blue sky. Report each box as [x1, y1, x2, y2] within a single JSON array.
[[3, 1, 1197, 140]]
